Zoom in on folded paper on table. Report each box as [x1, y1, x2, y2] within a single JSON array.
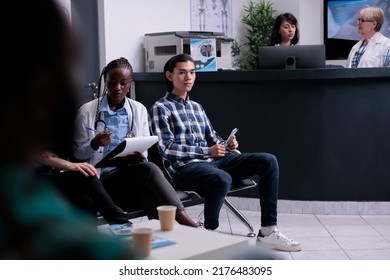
[[95, 135, 158, 168], [150, 235, 176, 249], [108, 222, 133, 236]]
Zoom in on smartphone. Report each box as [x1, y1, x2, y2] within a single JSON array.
[[224, 128, 239, 146]]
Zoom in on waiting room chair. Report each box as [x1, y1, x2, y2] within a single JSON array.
[[97, 189, 204, 226], [147, 143, 257, 237]]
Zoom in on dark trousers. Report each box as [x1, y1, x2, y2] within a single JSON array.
[[100, 162, 184, 220], [173, 152, 279, 230], [48, 171, 129, 224]]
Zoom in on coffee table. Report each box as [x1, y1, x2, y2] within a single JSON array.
[[99, 219, 249, 259]]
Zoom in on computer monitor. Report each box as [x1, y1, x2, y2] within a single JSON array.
[[258, 44, 326, 69]]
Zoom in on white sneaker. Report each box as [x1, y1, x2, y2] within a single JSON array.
[[257, 228, 302, 252], [197, 223, 206, 230], [197, 223, 215, 231]]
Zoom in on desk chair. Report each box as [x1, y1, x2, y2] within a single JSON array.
[[147, 144, 257, 237]]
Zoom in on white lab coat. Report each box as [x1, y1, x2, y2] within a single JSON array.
[[73, 96, 150, 171], [346, 32, 390, 68]]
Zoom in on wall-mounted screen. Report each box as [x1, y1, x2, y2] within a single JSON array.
[[324, 0, 390, 60]]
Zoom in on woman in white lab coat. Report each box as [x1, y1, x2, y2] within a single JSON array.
[[346, 6, 390, 68]]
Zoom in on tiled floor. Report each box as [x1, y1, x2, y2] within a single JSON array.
[[130, 203, 390, 260]]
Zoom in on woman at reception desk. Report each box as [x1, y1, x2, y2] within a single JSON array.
[[268, 12, 299, 46]]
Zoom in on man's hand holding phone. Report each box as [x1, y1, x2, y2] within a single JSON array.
[[225, 128, 239, 151], [225, 127, 239, 146]]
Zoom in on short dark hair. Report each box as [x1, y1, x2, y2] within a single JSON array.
[[269, 13, 300, 46], [163, 54, 194, 92]]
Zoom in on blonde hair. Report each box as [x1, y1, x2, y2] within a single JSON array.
[[360, 7, 384, 32]]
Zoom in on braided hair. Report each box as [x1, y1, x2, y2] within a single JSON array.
[[95, 57, 133, 127], [96, 57, 133, 98]]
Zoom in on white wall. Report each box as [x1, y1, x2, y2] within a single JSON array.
[[270, 0, 323, 44], [98, 0, 327, 72], [271, 0, 300, 23], [299, 0, 323, 44], [98, 0, 191, 71]]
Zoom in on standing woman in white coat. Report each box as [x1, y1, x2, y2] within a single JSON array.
[[346, 6, 390, 68]]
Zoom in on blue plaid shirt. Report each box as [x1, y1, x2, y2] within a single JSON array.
[[149, 92, 224, 177]]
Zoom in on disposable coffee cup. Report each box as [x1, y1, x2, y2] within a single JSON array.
[[131, 227, 153, 257], [157, 205, 177, 231]]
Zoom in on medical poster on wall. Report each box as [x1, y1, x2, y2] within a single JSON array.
[[190, 0, 233, 37], [190, 38, 217, 71]]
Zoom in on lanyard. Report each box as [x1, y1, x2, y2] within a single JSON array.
[[352, 42, 368, 68], [95, 98, 134, 137]]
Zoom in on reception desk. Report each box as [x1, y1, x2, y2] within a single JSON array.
[[133, 68, 390, 202]]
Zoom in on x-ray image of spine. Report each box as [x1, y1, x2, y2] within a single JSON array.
[[197, 0, 207, 31], [212, 0, 217, 10], [191, 0, 233, 37], [220, 0, 230, 36]]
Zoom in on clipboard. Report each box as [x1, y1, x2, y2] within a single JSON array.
[[95, 135, 158, 168]]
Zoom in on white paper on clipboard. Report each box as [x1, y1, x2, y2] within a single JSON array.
[[95, 136, 158, 168]]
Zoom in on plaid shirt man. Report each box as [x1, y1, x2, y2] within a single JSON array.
[[149, 92, 224, 178]]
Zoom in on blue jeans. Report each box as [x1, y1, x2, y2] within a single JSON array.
[[172, 152, 279, 230]]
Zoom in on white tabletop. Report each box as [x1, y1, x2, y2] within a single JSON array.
[[100, 219, 249, 260]]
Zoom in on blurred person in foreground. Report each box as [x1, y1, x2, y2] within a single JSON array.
[[346, 6, 390, 68], [0, 0, 137, 259]]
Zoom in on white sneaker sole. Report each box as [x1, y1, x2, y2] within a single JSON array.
[[257, 239, 302, 252]]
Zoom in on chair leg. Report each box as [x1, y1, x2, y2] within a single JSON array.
[[224, 197, 256, 237], [197, 210, 204, 225]]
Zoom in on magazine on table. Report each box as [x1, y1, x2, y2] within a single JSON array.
[[108, 222, 133, 236], [108, 223, 175, 249]]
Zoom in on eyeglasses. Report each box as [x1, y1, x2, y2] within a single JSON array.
[[356, 18, 375, 24]]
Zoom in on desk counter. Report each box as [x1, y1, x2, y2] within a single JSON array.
[[133, 68, 390, 201]]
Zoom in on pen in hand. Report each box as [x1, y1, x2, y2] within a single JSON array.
[[85, 127, 100, 133], [85, 126, 114, 137]]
